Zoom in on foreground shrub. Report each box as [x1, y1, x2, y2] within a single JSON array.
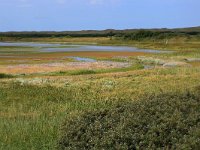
[[59, 91, 200, 149]]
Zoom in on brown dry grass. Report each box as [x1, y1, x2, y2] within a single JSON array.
[[189, 61, 200, 67]]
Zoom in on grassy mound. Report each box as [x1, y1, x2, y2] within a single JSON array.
[[59, 90, 200, 149]]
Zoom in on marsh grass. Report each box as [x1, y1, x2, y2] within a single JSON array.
[[0, 37, 200, 149], [50, 63, 144, 76], [0, 67, 200, 149], [0, 83, 116, 149]]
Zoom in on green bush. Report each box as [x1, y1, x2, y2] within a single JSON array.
[[69, 70, 96, 75], [59, 90, 200, 149], [0, 73, 13, 78]]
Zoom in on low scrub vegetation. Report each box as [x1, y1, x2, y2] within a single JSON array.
[[0, 73, 13, 79], [59, 89, 200, 149], [115, 30, 200, 41], [0, 67, 200, 149], [1, 27, 200, 40]]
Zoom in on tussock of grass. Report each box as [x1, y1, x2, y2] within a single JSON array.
[[59, 90, 200, 149]]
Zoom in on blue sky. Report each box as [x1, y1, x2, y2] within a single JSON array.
[[0, 0, 199, 31]]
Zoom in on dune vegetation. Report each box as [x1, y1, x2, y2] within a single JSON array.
[[0, 28, 200, 149], [59, 89, 200, 149]]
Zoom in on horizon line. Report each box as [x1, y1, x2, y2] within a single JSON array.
[[1, 26, 200, 33]]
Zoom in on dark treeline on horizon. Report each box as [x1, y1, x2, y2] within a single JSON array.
[[0, 26, 200, 39]]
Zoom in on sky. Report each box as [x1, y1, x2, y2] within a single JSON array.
[[0, 0, 199, 31]]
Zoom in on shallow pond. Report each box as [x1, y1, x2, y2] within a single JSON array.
[[0, 42, 172, 53], [66, 56, 96, 62], [42, 45, 171, 53]]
